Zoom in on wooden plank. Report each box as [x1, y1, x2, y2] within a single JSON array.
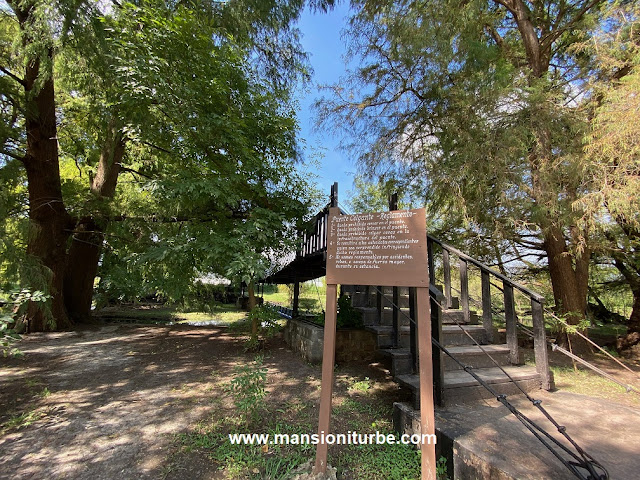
[[459, 259, 470, 323], [430, 294, 444, 407], [504, 283, 519, 365], [417, 286, 436, 479], [326, 208, 428, 287], [314, 284, 338, 473], [427, 235, 545, 302], [393, 286, 400, 347], [443, 248, 452, 309], [427, 237, 435, 285], [409, 287, 417, 371], [532, 298, 553, 390], [481, 270, 493, 343]]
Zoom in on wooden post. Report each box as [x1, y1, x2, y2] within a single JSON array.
[[459, 259, 470, 323], [292, 279, 300, 318], [393, 286, 400, 347], [532, 298, 553, 390], [481, 270, 493, 343], [504, 283, 519, 365], [427, 237, 435, 285], [443, 248, 452, 309], [314, 284, 338, 473], [409, 287, 417, 371], [430, 289, 444, 407], [417, 286, 436, 479]]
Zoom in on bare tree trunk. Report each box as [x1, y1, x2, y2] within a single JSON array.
[[12, 1, 73, 331], [64, 121, 124, 323]]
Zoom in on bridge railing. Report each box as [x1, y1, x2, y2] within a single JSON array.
[[298, 207, 330, 259], [427, 236, 554, 391]]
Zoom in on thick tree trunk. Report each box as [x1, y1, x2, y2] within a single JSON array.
[[617, 288, 640, 350], [63, 218, 104, 323], [12, 1, 73, 331], [502, 3, 593, 353], [628, 287, 640, 333], [64, 122, 124, 322], [544, 226, 591, 353]]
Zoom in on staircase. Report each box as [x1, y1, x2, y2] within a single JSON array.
[[343, 280, 549, 407]]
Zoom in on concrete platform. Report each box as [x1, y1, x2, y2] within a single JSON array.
[[395, 390, 640, 479]]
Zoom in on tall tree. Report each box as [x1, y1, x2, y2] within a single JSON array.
[[3, 0, 74, 330], [1, 0, 316, 330], [320, 0, 611, 350], [578, 2, 640, 346]]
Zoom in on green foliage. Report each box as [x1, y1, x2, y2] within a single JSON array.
[[321, 1, 640, 338], [226, 355, 268, 422], [436, 456, 450, 480], [337, 439, 421, 480], [248, 304, 282, 339], [0, 289, 49, 356], [311, 294, 364, 329], [337, 294, 363, 329], [1, 0, 320, 328]]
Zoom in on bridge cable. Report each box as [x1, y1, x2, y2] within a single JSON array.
[[367, 286, 609, 480], [444, 282, 639, 393]]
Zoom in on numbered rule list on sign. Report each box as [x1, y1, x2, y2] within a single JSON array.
[[326, 207, 428, 287]]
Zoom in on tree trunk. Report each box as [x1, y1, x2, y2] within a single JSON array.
[[503, 2, 592, 353], [63, 218, 104, 323], [544, 226, 591, 353], [12, 1, 73, 331], [64, 122, 124, 323], [616, 287, 640, 351], [248, 280, 258, 337]]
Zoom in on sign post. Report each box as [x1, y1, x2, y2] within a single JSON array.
[[314, 207, 436, 479]]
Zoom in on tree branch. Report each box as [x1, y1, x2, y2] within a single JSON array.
[[0, 147, 25, 162], [0, 65, 26, 87], [117, 164, 154, 180], [540, 0, 602, 52], [140, 140, 172, 155]]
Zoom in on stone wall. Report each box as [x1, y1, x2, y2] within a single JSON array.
[[284, 318, 377, 364]]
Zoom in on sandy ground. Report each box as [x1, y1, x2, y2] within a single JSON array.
[[0, 325, 267, 479]]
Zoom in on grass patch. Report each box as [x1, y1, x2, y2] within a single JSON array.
[[1, 408, 47, 435], [173, 308, 247, 325], [177, 366, 421, 480], [336, 441, 421, 480], [550, 365, 638, 404], [95, 303, 248, 325], [588, 323, 627, 337]]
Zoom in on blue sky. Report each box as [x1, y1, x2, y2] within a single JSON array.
[[295, 3, 357, 206]]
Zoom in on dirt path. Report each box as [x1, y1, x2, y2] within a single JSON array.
[[0, 325, 256, 479], [3, 324, 639, 480]]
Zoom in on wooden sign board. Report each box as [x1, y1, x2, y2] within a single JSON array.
[[326, 207, 428, 287]]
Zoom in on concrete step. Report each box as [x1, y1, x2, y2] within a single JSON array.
[[378, 348, 414, 376], [357, 307, 379, 326], [350, 291, 375, 308], [381, 307, 412, 326], [442, 309, 479, 325], [442, 325, 487, 346], [396, 365, 540, 407], [443, 344, 511, 371], [366, 325, 411, 348], [380, 286, 410, 296]]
